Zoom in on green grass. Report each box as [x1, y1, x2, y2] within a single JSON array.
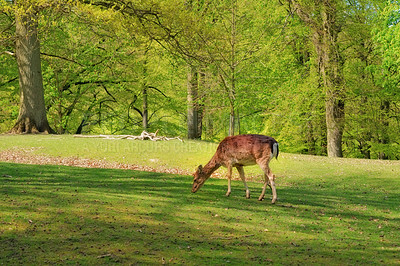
[[1, 135, 400, 264], [0, 134, 217, 173]]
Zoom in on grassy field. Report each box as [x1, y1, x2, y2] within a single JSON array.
[[0, 134, 400, 264], [0, 134, 217, 174]]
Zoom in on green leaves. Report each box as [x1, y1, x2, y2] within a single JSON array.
[[0, 0, 400, 158]]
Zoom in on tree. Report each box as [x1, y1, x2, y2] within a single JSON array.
[[187, 64, 201, 138], [184, 1, 206, 139], [368, 1, 400, 159], [288, 0, 345, 157], [41, 9, 175, 134], [4, 1, 55, 133], [1, 0, 398, 160], [192, 0, 277, 136]]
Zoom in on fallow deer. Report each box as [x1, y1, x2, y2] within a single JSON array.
[[191, 134, 279, 203]]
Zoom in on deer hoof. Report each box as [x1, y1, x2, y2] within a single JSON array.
[[225, 192, 231, 197], [258, 196, 264, 201]]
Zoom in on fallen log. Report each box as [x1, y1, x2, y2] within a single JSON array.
[[74, 130, 184, 142]]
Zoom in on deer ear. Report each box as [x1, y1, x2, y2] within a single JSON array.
[[197, 165, 203, 173]]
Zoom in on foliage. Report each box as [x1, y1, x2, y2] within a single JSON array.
[[265, 0, 400, 159], [0, 54, 19, 133], [364, 1, 400, 159], [38, 5, 185, 135], [0, 0, 400, 158]]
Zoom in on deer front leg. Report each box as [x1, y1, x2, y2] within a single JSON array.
[[226, 165, 232, 197], [236, 166, 250, 199]]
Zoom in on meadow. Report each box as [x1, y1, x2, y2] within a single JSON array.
[[0, 135, 399, 264]]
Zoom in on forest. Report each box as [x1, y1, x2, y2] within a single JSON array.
[[0, 0, 399, 160]]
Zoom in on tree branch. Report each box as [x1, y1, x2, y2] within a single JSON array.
[[41, 52, 84, 66], [148, 86, 168, 98], [287, 0, 320, 31], [101, 84, 117, 102], [0, 76, 18, 87], [3, 51, 15, 57]]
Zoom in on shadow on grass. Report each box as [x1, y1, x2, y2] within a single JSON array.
[[1, 162, 399, 264]]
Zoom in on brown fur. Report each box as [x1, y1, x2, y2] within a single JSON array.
[[191, 134, 279, 203]]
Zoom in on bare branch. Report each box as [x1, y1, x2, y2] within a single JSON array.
[[41, 52, 84, 66], [4, 50, 15, 57], [148, 86, 168, 98], [0, 76, 18, 87]]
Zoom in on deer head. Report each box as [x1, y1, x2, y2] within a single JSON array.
[[191, 165, 208, 193]]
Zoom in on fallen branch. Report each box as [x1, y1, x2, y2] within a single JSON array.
[[74, 130, 184, 142]]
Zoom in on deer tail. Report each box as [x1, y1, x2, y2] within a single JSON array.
[[271, 142, 279, 160]]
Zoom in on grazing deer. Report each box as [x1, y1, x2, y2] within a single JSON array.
[[191, 134, 279, 203]]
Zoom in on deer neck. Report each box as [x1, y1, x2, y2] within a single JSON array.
[[203, 155, 221, 178]]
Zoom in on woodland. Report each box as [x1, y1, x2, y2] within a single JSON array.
[[0, 0, 400, 159]]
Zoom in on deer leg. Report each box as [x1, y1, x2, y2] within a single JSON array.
[[226, 165, 232, 197], [259, 173, 268, 201], [267, 179, 272, 190], [259, 166, 277, 204], [268, 173, 277, 204], [236, 166, 250, 198]]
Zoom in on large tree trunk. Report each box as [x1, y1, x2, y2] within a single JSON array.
[[292, 0, 345, 157], [319, 3, 345, 157], [10, 10, 53, 134], [325, 95, 344, 157]]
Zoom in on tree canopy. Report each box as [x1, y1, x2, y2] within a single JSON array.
[[1, 0, 399, 159]]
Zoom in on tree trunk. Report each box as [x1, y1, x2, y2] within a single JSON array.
[[187, 65, 200, 139], [325, 96, 344, 157], [319, 3, 345, 158], [229, 106, 235, 136], [378, 100, 390, 159], [228, 0, 237, 136], [142, 86, 148, 130], [10, 10, 53, 134], [196, 71, 205, 139], [293, 0, 345, 157]]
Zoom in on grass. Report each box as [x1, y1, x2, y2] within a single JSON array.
[[0, 134, 400, 264], [0, 134, 217, 173]]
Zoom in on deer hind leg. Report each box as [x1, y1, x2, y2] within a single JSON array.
[[259, 165, 277, 204], [259, 174, 268, 201], [236, 166, 250, 199], [226, 165, 232, 197], [269, 173, 277, 204]]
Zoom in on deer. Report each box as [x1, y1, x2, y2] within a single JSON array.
[[191, 134, 279, 203]]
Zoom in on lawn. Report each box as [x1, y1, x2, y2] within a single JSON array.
[[0, 135, 400, 264], [0, 134, 218, 174]]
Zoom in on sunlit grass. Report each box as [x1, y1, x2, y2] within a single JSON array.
[[2, 134, 398, 180], [0, 162, 399, 264], [0, 135, 400, 264], [0, 134, 216, 172]]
